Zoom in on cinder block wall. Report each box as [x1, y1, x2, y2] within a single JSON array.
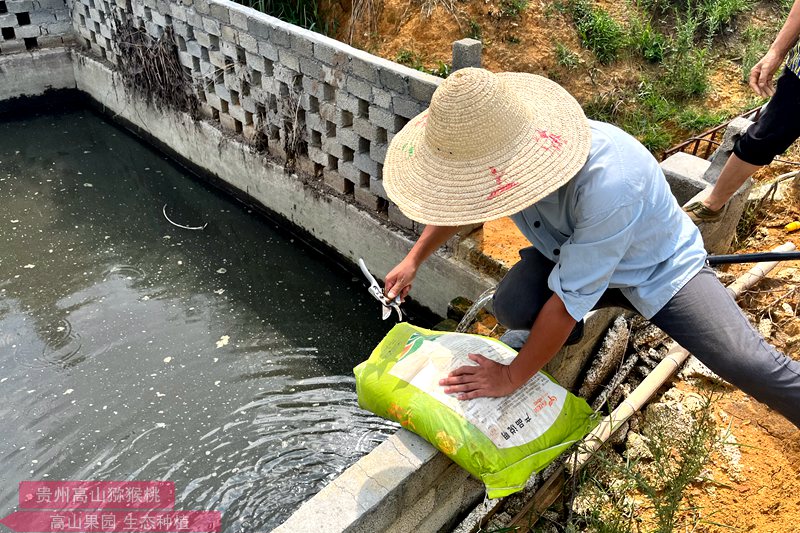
[[67, 0, 443, 233], [0, 0, 73, 54]]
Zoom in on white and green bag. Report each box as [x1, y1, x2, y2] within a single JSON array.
[[354, 322, 599, 498]]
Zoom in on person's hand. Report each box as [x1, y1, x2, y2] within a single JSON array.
[[439, 353, 519, 400], [749, 49, 784, 97], [384, 258, 418, 301]]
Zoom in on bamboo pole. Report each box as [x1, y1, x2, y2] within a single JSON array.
[[507, 242, 796, 530]]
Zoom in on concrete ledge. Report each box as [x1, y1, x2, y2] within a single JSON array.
[[0, 48, 76, 100], [660, 151, 711, 205]]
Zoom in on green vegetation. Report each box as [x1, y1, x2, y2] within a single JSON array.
[[499, 0, 529, 18], [233, 0, 327, 33], [563, 394, 721, 532], [571, 0, 626, 64], [467, 18, 482, 40], [555, 42, 581, 69], [396, 49, 452, 78]]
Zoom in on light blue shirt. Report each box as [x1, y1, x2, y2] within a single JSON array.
[[510, 120, 707, 321]]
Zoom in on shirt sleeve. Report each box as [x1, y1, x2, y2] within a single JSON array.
[[547, 201, 642, 321]]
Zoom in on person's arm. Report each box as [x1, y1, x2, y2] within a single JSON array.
[[440, 292, 575, 399], [750, 0, 800, 96], [384, 224, 462, 300]]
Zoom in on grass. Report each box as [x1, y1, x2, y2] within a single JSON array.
[[396, 48, 451, 78], [499, 0, 529, 18], [564, 393, 721, 532], [570, 0, 625, 64], [233, 0, 326, 33], [555, 41, 581, 68], [467, 18, 482, 40]]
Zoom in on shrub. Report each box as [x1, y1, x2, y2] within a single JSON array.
[[571, 0, 626, 64], [555, 41, 581, 68]]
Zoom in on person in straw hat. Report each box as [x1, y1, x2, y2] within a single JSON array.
[[382, 67, 800, 428]]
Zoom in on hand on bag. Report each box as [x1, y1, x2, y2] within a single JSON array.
[[440, 353, 519, 400], [384, 259, 417, 301]]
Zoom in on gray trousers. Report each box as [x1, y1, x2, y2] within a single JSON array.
[[493, 247, 800, 428]]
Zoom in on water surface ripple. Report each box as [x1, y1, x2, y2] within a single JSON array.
[[0, 108, 399, 531]]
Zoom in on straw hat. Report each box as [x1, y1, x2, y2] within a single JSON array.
[[383, 68, 591, 226]]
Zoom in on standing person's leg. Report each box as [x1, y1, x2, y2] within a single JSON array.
[[650, 266, 800, 428]]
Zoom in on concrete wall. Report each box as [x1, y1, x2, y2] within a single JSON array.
[[0, 0, 72, 54], [67, 0, 442, 234], [0, 47, 75, 99]]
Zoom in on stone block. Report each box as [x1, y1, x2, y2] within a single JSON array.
[[229, 7, 247, 30], [308, 145, 328, 166], [220, 24, 237, 44], [702, 116, 754, 185], [370, 142, 387, 163], [246, 15, 270, 40], [371, 86, 392, 109], [323, 168, 351, 194], [379, 67, 407, 94], [393, 96, 425, 119], [321, 136, 345, 159], [369, 177, 388, 199], [338, 159, 361, 182], [349, 53, 380, 84], [239, 31, 257, 54], [298, 55, 321, 79], [335, 90, 359, 113], [345, 73, 373, 101], [389, 203, 415, 231], [452, 38, 482, 70], [355, 185, 382, 210], [337, 126, 360, 150], [409, 74, 439, 102], [202, 15, 220, 35], [368, 104, 402, 132], [278, 47, 299, 72], [355, 151, 380, 176], [659, 151, 711, 205], [289, 30, 313, 57], [258, 39, 278, 61], [354, 116, 379, 141], [219, 112, 238, 131], [209, 2, 229, 23]]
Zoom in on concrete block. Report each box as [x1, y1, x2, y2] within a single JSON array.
[[369, 104, 403, 132], [372, 86, 392, 109], [219, 112, 238, 132], [408, 74, 439, 102], [683, 177, 754, 254], [17, 25, 43, 38], [354, 116, 379, 141], [220, 23, 237, 44], [308, 145, 329, 166], [323, 168, 352, 194], [2, 40, 27, 54], [289, 29, 313, 57], [246, 14, 269, 40], [321, 63, 345, 87], [30, 11, 57, 24], [702, 116, 754, 185], [370, 142, 387, 163], [229, 7, 247, 30], [7, 0, 35, 13], [389, 203, 415, 231], [170, 2, 188, 21], [335, 89, 359, 113], [238, 31, 257, 54], [349, 54, 380, 84], [338, 159, 361, 182], [659, 151, 712, 205], [209, 2, 229, 23], [452, 38, 482, 70], [202, 15, 220, 35], [269, 21, 290, 47], [278, 46, 299, 72], [355, 184, 382, 210], [194, 28, 210, 47], [292, 53, 319, 79], [369, 177, 388, 199], [338, 126, 360, 150], [345, 73, 373, 101], [318, 100, 336, 122], [379, 67, 407, 94], [321, 136, 345, 159], [258, 39, 278, 61], [393, 96, 425, 119], [355, 151, 380, 176]]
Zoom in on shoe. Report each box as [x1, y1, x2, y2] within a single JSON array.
[[683, 201, 725, 224], [565, 319, 584, 346]]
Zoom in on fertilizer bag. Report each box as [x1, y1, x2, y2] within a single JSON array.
[[354, 322, 599, 498]]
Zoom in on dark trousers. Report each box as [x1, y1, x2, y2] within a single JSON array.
[[493, 247, 800, 428], [734, 68, 800, 166]]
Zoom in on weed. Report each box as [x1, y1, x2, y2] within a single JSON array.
[[396, 48, 425, 70], [627, 7, 666, 62], [234, 0, 326, 33], [467, 18, 482, 40], [505, 34, 521, 44], [675, 107, 729, 130], [570, 0, 625, 64], [699, 0, 753, 37], [555, 41, 581, 68], [659, 9, 710, 99], [567, 393, 720, 532], [741, 24, 768, 81], [500, 0, 529, 18]]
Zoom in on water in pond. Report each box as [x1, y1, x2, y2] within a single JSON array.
[[0, 105, 402, 531]]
